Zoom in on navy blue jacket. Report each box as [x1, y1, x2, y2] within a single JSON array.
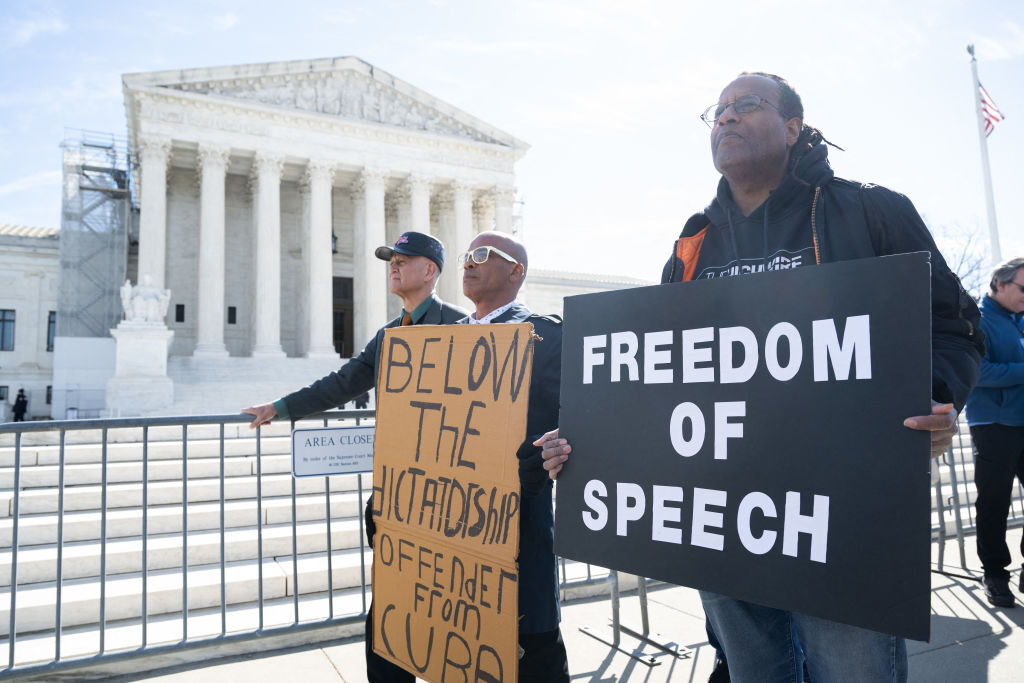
[[662, 143, 983, 411], [966, 295, 1024, 427], [460, 302, 563, 634]]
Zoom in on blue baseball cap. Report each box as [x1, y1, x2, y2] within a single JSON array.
[[375, 232, 445, 271]]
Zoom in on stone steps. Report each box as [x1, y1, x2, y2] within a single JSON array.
[[1, 586, 368, 668], [0, 422, 291, 448], [2, 517, 366, 586], [0, 491, 364, 546], [0, 549, 372, 635], [2, 470, 368, 516], [163, 356, 345, 417], [0, 435, 292, 468]]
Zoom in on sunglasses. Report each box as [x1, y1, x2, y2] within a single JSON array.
[[700, 94, 782, 128], [458, 245, 520, 268], [1009, 280, 1024, 294]]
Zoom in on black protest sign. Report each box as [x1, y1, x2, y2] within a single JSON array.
[[554, 253, 933, 640], [371, 323, 534, 682]]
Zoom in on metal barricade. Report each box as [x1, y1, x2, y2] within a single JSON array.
[[0, 411, 379, 679], [0, 411, 615, 679], [3, 412, 1017, 677]]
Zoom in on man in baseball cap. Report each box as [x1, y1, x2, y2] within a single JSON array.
[[243, 229, 466, 683], [374, 231, 445, 272]]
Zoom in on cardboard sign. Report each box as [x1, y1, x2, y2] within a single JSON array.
[[371, 323, 534, 682], [554, 253, 933, 640], [291, 426, 375, 477]]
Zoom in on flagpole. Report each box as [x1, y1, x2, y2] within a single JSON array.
[[967, 44, 1002, 265]]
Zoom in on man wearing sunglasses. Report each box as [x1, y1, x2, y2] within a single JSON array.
[[458, 231, 570, 682], [242, 230, 467, 683], [966, 257, 1024, 609], [540, 73, 983, 681]]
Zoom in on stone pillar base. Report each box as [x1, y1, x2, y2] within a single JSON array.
[[106, 376, 174, 416], [107, 322, 175, 416], [251, 345, 286, 358], [193, 343, 230, 359], [304, 346, 339, 360]]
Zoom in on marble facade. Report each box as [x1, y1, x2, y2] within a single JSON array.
[[123, 57, 528, 361], [0, 225, 59, 421]]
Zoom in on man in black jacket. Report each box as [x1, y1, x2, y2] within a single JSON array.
[[459, 230, 569, 682], [243, 230, 467, 683], [541, 73, 983, 682]]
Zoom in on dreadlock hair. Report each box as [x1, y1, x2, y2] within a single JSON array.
[[739, 71, 844, 171]]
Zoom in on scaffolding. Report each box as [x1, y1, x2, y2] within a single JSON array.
[[57, 130, 133, 337]]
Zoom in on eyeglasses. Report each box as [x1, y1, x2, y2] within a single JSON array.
[[1009, 280, 1024, 294], [458, 245, 520, 268], [701, 94, 782, 128]]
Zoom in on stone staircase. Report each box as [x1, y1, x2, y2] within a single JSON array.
[[161, 355, 349, 416], [0, 419, 376, 668]]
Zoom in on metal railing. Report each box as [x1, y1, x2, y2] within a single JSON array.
[[1, 412, 1020, 678], [0, 411, 386, 679]]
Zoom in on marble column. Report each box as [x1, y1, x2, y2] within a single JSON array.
[[351, 168, 388, 352], [250, 152, 285, 358], [453, 181, 474, 258], [474, 190, 496, 235], [494, 186, 516, 235], [305, 160, 338, 358], [433, 188, 458, 304], [136, 135, 172, 289], [394, 174, 432, 237], [409, 175, 432, 235], [193, 143, 230, 358]]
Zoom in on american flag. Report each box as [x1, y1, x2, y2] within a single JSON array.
[[979, 82, 1005, 136]]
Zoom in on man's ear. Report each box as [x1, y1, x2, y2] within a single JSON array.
[[785, 118, 802, 148], [509, 263, 525, 284]]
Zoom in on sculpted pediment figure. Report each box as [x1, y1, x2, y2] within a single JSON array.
[[156, 62, 504, 144]]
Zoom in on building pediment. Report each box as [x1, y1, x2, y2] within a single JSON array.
[[123, 57, 526, 150]]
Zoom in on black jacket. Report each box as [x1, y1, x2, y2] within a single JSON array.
[[662, 143, 983, 411], [280, 295, 468, 419], [460, 302, 563, 634]]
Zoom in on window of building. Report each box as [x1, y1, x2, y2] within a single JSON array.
[[175, 304, 185, 323], [0, 310, 14, 351], [46, 386, 52, 405], [47, 311, 56, 352], [227, 306, 237, 325], [0, 387, 7, 401]]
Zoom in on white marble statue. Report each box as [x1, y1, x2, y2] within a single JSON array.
[[120, 276, 171, 324]]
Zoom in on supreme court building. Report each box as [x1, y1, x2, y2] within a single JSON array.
[[125, 56, 529, 362], [28, 57, 649, 417]]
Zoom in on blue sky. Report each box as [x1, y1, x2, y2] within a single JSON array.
[[1, 0, 1022, 281]]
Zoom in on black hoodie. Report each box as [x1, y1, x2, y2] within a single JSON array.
[[661, 143, 983, 411]]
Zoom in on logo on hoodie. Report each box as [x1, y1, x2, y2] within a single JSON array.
[[699, 248, 811, 279]]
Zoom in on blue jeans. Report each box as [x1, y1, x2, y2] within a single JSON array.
[[700, 591, 907, 682]]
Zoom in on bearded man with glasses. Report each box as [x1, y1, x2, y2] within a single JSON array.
[[965, 257, 1024, 609], [457, 230, 570, 681], [539, 73, 983, 682]]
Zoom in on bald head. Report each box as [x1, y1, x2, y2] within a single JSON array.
[[462, 231, 529, 316], [473, 231, 528, 273]]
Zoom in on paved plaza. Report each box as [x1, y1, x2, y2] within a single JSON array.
[[109, 538, 1024, 683]]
